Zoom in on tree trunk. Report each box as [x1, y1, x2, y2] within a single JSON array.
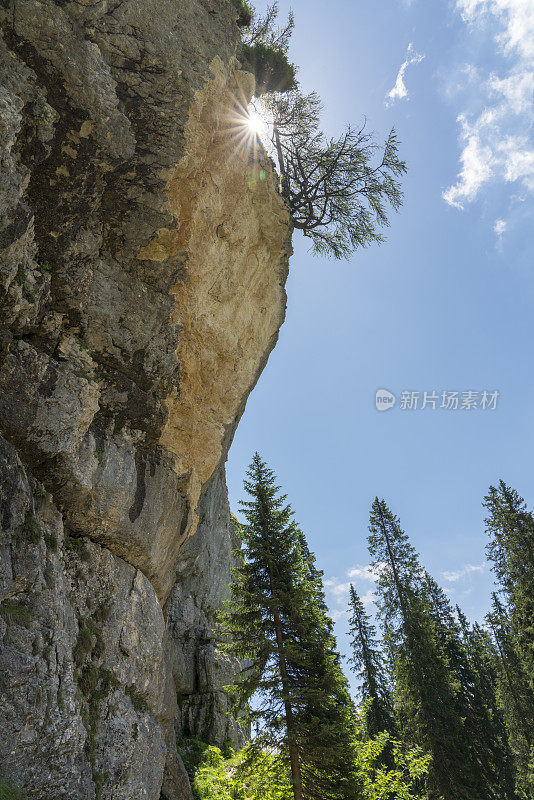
[[273, 123, 290, 202], [268, 562, 304, 800]]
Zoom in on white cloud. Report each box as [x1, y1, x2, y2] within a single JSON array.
[[444, 0, 534, 209], [331, 607, 349, 622], [442, 562, 486, 582], [494, 217, 508, 236], [347, 562, 387, 582], [442, 115, 494, 208], [324, 579, 351, 599], [386, 43, 425, 106], [324, 564, 382, 616], [458, 0, 534, 59], [360, 589, 376, 606]]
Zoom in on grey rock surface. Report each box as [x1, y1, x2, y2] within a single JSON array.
[[0, 436, 171, 799], [0, 0, 291, 796], [167, 466, 248, 748]]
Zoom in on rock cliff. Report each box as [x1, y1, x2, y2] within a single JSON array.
[[0, 1, 291, 797]]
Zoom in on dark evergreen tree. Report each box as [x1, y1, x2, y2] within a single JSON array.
[[420, 573, 515, 797], [484, 482, 534, 689], [447, 603, 518, 799], [368, 498, 490, 800], [347, 584, 396, 742], [487, 593, 534, 798], [221, 453, 360, 800]]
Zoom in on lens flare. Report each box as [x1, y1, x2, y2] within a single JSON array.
[[247, 110, 265, 135]]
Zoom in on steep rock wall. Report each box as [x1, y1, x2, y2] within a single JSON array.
[[0, 1, 291, 798]]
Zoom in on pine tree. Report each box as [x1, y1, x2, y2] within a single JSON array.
[[419, 573, 515, 797], [221, 454, 360, 800], [487, 593, 534, 797], [450, 604, 517, 799], [484, 481, 534, 689], [347, 584, 396, 742], [368, 498, 485, 800]]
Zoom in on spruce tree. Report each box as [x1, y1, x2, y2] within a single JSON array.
[[440, 609, 518, 799], [347, 584, 396, 741], [368, 498, 484, 800], [487, 594, 534, 797], [419, 573, 515, 797], [221, 454, 360, 800], [484, 481, 534, 688]]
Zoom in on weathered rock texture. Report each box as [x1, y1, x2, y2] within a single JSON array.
[[0, 1, 291, 797]]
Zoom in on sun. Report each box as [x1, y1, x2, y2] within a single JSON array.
[[247, 109, 265, 135], [226, 101, 272, 159]]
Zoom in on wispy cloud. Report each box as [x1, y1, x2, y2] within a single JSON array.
[[325, 563, 383, 618], [444, 0, 534, 209], [442, 562, 486, 582], [347, 562, 387, 582], [386, 43, 425, 106], [494, 217, 508, 237], [324, 579, 352, 599]]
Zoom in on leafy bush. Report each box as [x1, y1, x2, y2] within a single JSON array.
[[188, 743, 292, 800], [357, 732, 431, 800], [178, 738, 211, 786], [179, 733, 429, 800]]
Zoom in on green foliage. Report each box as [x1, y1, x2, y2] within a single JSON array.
[[179, 738, 211, 786], [356, 732, 430, 800], [271, 95, 406, 259], [44, 531, 58, 551], [236, 3, 406, 259], [0, 779, 23, 800], [23, 511, 42, 544], [182, 736, 429, 800], [65, 530, 90, 560], [221, 453, 359, 800], [125, 685, 150, 714], [15, 264, 25, 286], [348, 584, 396, 743], [64, 531, 84, 552], [241, 43, 296, 95], [230, 0, 252, 28], [1, 599, 32, 627], [421, 574, 516, 799], [484, 482, 534, 688], [75, 618, 101, 662], [239, 2, 296, 96], [367, 498, 513, 800], [189, 743, 293, 800], [487, 594, 534, 797]]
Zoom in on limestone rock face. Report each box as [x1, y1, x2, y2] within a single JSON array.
[[0, 0, 291, 797], [166, 467, 249, 748]]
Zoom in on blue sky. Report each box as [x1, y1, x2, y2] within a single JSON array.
[[226, 0, 534, 692]]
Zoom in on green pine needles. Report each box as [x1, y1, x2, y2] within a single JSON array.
[[215, 461, 533, 800], [220, 453, 359, 800], [234, 2, 407, 260]]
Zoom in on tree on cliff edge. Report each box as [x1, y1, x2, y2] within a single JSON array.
[[265, 91, 407, 259], [235, 3, 407, 260], [220, 453, 360, 800]]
